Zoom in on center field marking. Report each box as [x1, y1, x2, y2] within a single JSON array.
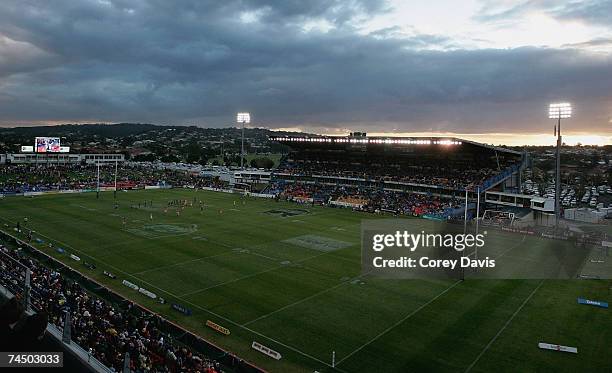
[[4, 226, 344, 372], [336, 279, 462, 367], [464, 280, 545, 373]]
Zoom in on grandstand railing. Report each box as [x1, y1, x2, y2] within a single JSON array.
[[477, 163, 520, 191], [274, 160, 523, 194], [273, 172, 484, 193]]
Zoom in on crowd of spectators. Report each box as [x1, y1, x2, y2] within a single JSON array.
[[364, 189, 462, 217], [274, 156, 512, 191], [0, 245, 225, 373], [272, 182, 464, 218], [0, 164, 225, 194]]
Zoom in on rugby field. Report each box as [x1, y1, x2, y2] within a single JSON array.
[[0, 189, 610, 372]]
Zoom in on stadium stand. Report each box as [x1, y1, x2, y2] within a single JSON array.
[[270, 135, 523, 193], [0, 242, 257, 373], [272, 182, 467, 219], [0, 135, 523, 224], [269, 135, 523, 220], [0, 163, 224, 194]]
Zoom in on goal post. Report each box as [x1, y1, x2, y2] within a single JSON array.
[[481, 210, 515, 226]]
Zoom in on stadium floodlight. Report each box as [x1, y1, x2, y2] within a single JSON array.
[[237, 112, 251, 170], [549, 103, 572, 119], [549, 102, 572, 231], [236, 112, 251, 124]]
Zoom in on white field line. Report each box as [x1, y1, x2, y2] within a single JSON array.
[[177, 250, 339, 297], [1, 207, 435, 370], [10, 227, 342, 371], [247, 251, 280, 261], [95, 237, 155, 251], [464, 280, 545, 373], [0, 214, 160, 255], [495, 234, 527, 260], [175, 234, 363, 297], [321, 252, 360, 265], [336, 279, 463, 366], [131, 250, 238, 275], [242, 271, 372, 326]]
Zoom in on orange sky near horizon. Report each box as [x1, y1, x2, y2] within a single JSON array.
[[365, 132, 611, 147], [274, 127, 611, 146]]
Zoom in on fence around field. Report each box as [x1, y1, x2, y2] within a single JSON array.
[[0, 228, 265, 373], [1, 186, 277, 199]]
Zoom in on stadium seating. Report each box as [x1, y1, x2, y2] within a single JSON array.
[[0, 246, 225, 373], [271, 182, 468, 218], [0, 164, 225, 194], [274, 155, 515, 191]]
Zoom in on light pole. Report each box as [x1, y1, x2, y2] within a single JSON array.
[[475, 186, 480, 261], [114, 159, 118, 199], [236, 112, 251, 170], [96, 162, 100, 199], [549, 102, 572, 231], [462, 188, 468, 281]]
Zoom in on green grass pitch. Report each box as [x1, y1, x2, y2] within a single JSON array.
[[0, 189, 610, 372]]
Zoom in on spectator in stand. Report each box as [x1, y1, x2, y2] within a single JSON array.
[[0, 246, 222, 373], [274, 153, 516, 191], [0, 297, 24, 350], [0, 163, 229, 194], [269, 181, 463, 219], [15, 311, 48, 349]]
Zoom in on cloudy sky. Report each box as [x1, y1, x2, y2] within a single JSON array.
[[0, 0, 611, 145]]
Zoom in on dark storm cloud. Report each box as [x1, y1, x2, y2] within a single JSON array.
[[0, 0, 610, 135]]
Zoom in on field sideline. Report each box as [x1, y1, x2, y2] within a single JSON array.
[[0, 189, 610, 372]]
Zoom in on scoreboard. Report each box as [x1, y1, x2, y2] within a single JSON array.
[[35, 137, 61, 153], [32, 137, 69, 153]]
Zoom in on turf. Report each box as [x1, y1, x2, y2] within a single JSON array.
[[0, 189, 610, 372]]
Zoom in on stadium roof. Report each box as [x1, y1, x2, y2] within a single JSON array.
[[269, 135, 521, 155]]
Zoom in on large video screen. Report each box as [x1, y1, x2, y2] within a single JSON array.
[[35, 137, 61, 153]]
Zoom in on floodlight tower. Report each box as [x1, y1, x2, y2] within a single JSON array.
[[549, 102, 572, 231], [236, 112, 251, 169], [96, 162, 100, 199]]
